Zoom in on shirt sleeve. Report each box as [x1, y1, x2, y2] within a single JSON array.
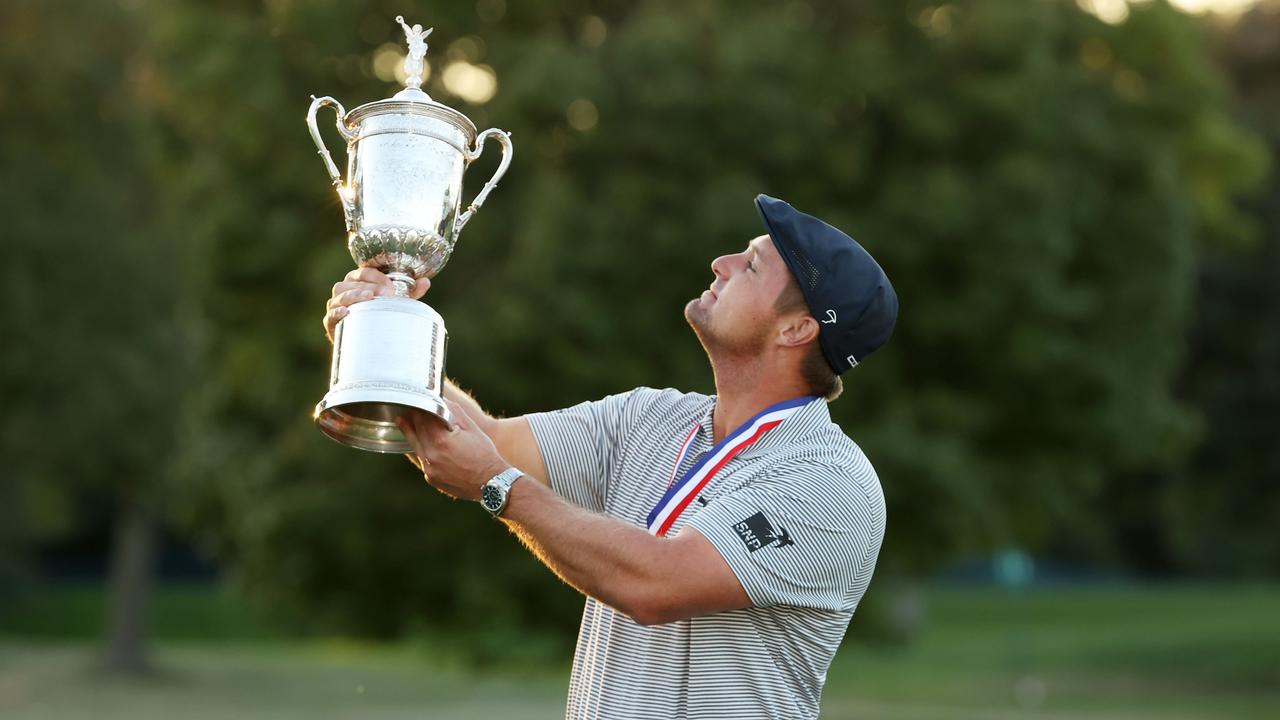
[[686, 461, 886, 612], [525, 387, 667, 513]]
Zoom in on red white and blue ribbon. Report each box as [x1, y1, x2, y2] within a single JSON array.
[[646, 396, 814, 537]]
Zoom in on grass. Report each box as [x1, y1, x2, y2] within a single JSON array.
[[822, 584, 1280, 719], [0, 584, 283, 642], [0, 641, 565, 720], [1, 583, 1277, 719]]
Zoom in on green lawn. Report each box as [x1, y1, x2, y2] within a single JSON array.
[[2, 584, 1277, 719]]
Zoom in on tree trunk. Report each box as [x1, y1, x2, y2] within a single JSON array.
[[102, 491, 156, 674]]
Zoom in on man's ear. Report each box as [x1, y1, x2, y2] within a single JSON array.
[[777, 313, 819, 348]]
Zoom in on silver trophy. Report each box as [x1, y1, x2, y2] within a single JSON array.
[[307, 16, 513, 453]]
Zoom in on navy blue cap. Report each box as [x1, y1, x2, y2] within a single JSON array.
[[755, 194, 898, 373]]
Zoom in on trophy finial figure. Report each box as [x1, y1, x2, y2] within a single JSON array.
[[396, 16, 433, 90]]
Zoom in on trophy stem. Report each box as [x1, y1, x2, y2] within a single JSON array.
[[387, 272, 415, 297]]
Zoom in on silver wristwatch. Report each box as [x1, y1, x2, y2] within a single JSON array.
[[480, 467, 523, 516]]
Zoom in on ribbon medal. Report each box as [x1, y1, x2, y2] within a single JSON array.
[[646, 396, 814, 537]]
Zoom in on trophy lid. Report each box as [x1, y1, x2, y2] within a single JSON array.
[[344, 17, 478, 142]]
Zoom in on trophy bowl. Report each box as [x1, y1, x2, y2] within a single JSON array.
[[307, 17, 512, 453]]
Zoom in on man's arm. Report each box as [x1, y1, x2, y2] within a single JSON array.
[[499, 477, 751, 625], [399, 401, 752, 625], [441, 380, 550, 487]]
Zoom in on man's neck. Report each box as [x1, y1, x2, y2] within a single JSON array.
[[709, 355, 810, 443]]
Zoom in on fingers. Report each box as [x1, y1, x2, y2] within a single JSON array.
[[325, 271, 431, 335], [331, 268, 395, 308], [409, 276, 431, 300], [327, 286, 379, 310], [327, 277, 431, 304], [324, 270, 404, 342], [339, 268, 431, 297], [323, 305, 348, 342], [329, 282, 395, 307], [343, 267, 395, 286], [444, 399, 472, 431], [398, 417, 427, 463], [324, 284, 376, 341]]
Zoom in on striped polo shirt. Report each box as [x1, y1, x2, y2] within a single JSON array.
[[526, 387, 886, 720]]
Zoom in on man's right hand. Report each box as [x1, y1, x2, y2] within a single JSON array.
[[323, 268, 431, 343]]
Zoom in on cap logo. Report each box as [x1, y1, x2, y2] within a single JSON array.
[[847, 355, 858, 369], [822, 309, 837, 324]]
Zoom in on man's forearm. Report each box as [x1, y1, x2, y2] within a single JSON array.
[[443, 379, 493, 431], [500, 477, 674, 625]]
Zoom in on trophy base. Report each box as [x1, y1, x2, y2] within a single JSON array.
[[315, 390, 451, 454], [315, 297, 450, 454]]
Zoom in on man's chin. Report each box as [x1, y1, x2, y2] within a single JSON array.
[[684, 297, 708, 327]]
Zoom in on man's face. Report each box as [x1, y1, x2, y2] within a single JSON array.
[[685, 234, 794, 356]]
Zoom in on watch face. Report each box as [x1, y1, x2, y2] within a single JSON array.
[[481, 483, 503, 512]]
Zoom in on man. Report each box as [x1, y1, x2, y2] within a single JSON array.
[[322, 195, 898, 719]]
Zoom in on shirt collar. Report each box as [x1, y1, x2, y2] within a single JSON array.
[[692, 398, 717, 440], [696, 395, 828, 457]]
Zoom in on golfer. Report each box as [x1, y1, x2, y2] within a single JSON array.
[[323, 195, 897, 720]]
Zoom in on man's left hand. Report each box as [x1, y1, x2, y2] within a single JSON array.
[[397, 400, 509, 502]]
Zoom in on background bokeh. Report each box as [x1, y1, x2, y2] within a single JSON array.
[[2, 0, 1277, 718]]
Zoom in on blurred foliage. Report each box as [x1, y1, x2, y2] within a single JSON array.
[[1165, 0, 1280, 575], [1070, 1, 1280, 578], [0, 0, 187, 587], [0, 0, 1272, 647]]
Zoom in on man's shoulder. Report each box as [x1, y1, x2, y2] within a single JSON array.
[[765, 425, 883, 506]]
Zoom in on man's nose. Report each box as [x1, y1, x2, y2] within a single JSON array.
[[710, 253, 733, 278]]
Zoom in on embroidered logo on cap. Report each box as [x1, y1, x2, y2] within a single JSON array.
[[732, 511, 794, 553]]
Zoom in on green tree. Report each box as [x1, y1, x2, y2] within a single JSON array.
[[0, 0, 189, 672], [1163, 0, 1279, 576]]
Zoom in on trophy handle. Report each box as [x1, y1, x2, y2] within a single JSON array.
[[455, 128, 514, 233], [307, 95, 357, 228]]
